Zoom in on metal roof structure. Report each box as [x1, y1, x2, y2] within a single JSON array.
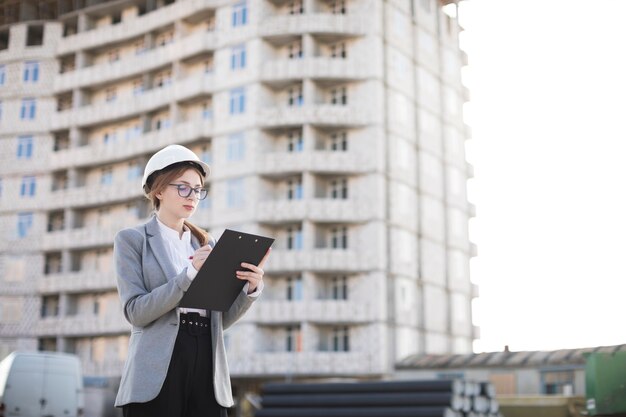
[[397, 344, 626, 369]]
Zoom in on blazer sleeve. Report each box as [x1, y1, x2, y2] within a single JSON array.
[[222, 282, 261, 330], [114, 228, 192, 327]]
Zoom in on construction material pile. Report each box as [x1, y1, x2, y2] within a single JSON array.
[[255, 379, 503, 417]]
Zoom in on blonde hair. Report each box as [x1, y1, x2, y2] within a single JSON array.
[[144, 161, 212, 246]]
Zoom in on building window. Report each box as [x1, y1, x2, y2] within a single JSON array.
[[155, 117, 171, 130], [156, 31, 173, 47], [101, 167, 113, 185], [41, 296, 59, 318], [286, 326, 302, 352], [134, 40, 147, 55], [108, 49, 120, 63], [331, 226, 348, 248], [232, 1, 248, 27], [330, 87, 347, 105], [287, 225, 303, 250], [227, 133, 245, 161], [229, 87, 246, 114], [202, 102, 213, 120], [231, 44, 246, 70], [286, 276, 303, 301], [20, 176, 36, 197], [132, 79, 144, 95], [288, 0, 304, 15], [125, 125, 142, 141], [330, 43, 347, 58], [330, 276, 348, 300], [287, 86, 303, 107], [320, 326, 349, 351], [330, 0, 346, 14], [127, 162, 142, 181], [330, 131, 348, 151], [227, 178, 245, 208], [200, 147, 212, 166], [330, 178, 348, 199], [17, 136, 34, 159], [103, 131, 117, 145], [20, 98, 36, 119], [105, 88, 117, 102], [23, 61, 39, 83], [0, 65, 5, 84], [288, 41, 303, 59], [155, 71, 172, 88], [287, 178, 303, 200], [542, 370, 575, 395], [17, 212, 34, 238], [287, 131, 303, 152]]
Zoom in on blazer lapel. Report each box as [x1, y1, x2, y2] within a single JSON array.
[[145, 214, 202, 280]]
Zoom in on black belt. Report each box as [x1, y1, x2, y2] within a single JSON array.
[[179, 312, 211, 335]]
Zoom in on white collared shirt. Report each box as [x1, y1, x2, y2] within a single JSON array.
[[155, 215, 262, 317]]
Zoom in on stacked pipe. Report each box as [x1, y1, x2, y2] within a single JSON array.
[[255, 379, 503, 417]]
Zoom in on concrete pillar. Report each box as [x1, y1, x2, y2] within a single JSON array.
[[302, 33, 315, 58], [302, 172, 315, 200], [303, 79, 315, 105], [302, 124, 315, 151], [77, 13, 91, 33], [302, 220, 314, 250]]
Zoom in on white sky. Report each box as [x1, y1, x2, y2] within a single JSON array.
[[458, 0, 626, 352]]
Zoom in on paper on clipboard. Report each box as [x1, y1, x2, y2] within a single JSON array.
[[179, 229, 275, 312]]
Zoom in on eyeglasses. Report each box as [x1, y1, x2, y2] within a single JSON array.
[[168, 184, 208, 200]]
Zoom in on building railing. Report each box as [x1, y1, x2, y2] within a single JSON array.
[[57, 0, 220, 55], [52, 72, 215, 129], [47, 120, 213, 170], [256, 198, 373, 223], [261, 57, 369, 82], [228, 351, 383, 376], [55, 30, 217, 92], [260, 13, 369, 37]]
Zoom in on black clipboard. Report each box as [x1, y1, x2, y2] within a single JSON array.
[[179, 229, 275, 312]]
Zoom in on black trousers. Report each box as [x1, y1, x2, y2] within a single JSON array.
[[123, 313, 228, 417]]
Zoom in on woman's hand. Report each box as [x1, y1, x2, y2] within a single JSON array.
[[236, 247, 272, 294], [190, 244, 213, 271]]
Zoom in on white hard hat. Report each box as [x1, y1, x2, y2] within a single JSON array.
[[142, 144, 211, 192]]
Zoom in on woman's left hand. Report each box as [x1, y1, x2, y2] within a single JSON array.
[[236, 247, 271, 294]]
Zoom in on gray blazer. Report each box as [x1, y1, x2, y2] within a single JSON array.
[[113, 214, 258, 408]]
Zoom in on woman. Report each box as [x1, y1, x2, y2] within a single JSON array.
[[113, 144, 270, 417]]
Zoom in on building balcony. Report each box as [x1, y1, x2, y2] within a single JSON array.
[[52, 73, 215, 129], [266, 249, 377, 273], [37, 270, 117, 294], [57, 0, 219, 55], [40, 217, 141, 251], [229, 351, 383, 376], [260, 13, 369, 37], [257, 104, 371, 127], [256, 199, 373, 223], [47, 120, 213, 170], [257, 150, 373, 175], [251, 300, 377, 325], [261, 58, 369, 82], [36, 314, 129, 337], [45, 180, 144, 210], [55, 30, 217, 92]]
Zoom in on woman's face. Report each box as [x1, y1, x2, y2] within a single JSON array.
[[156, 168, 203, 220]]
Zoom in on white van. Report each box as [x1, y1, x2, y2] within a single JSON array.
[[0, 351, 84, 417]]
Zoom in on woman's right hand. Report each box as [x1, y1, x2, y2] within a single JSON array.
[[190, 244, 212, 271]]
